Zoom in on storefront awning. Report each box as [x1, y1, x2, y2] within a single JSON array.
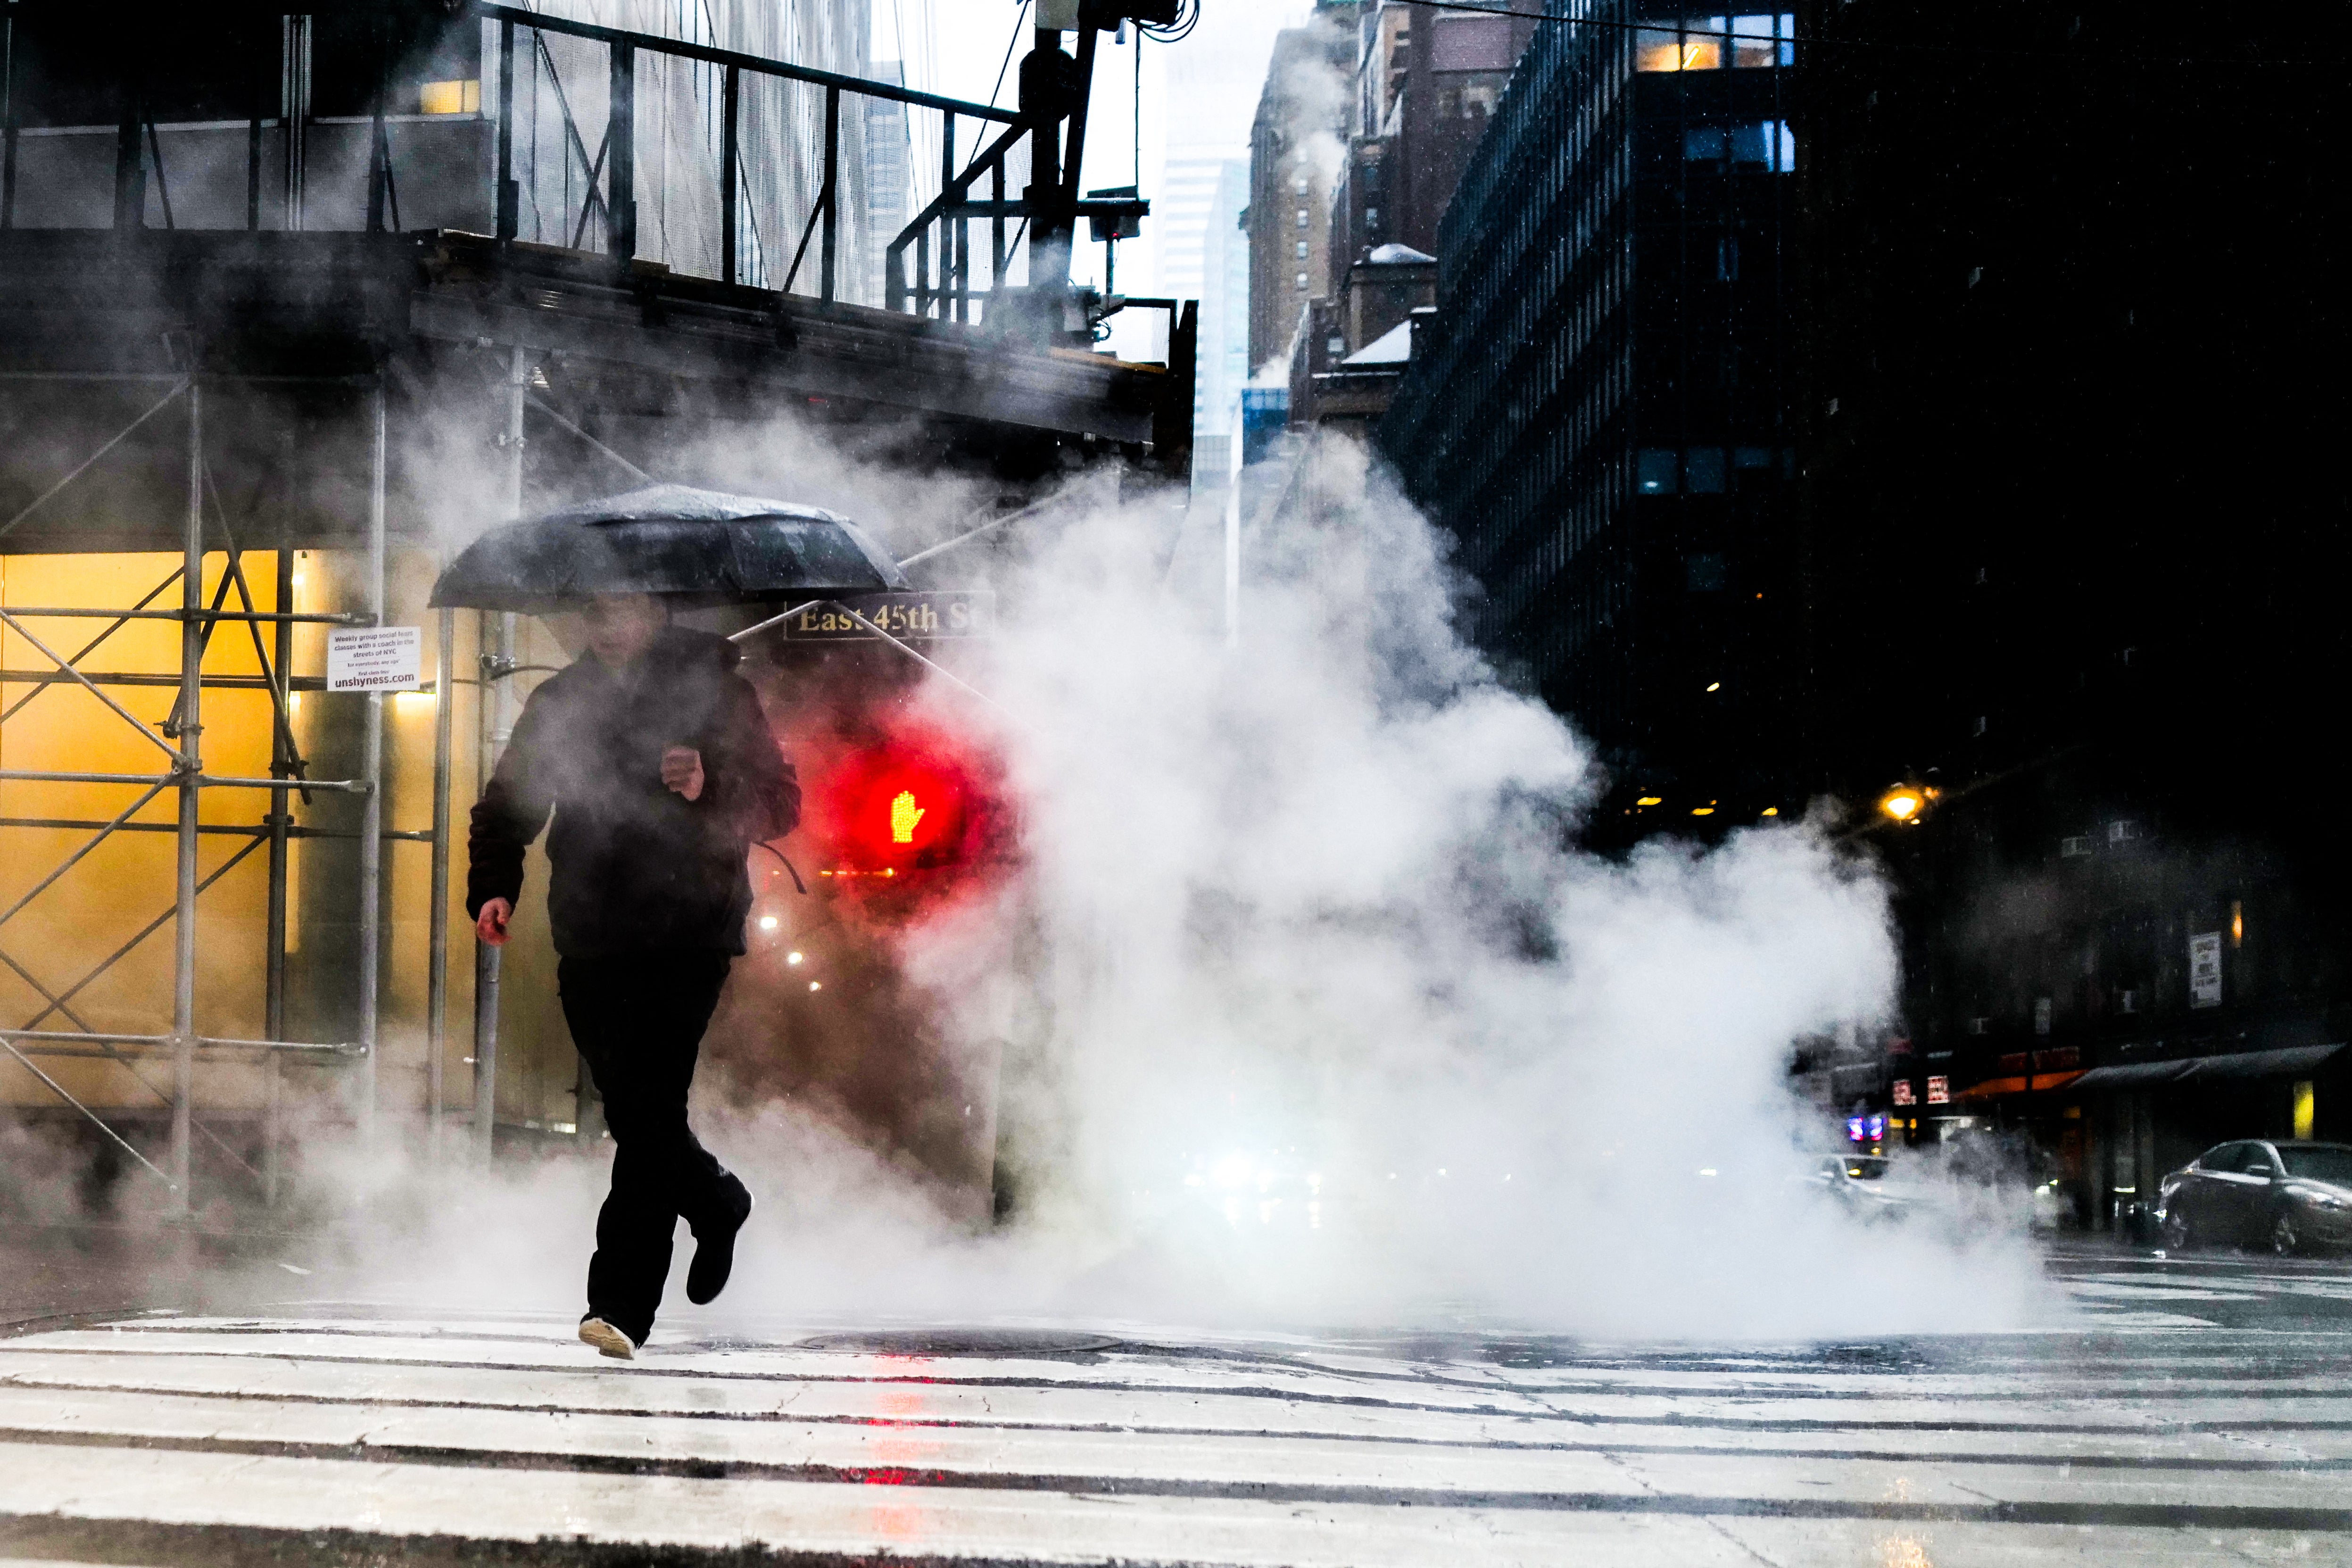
[[2066, 1060, 2195, 1090], [2068, 1042, 2344, 1091], [1954, 1070, 2085, 1102], [2177, 1042, 2344, 1082]]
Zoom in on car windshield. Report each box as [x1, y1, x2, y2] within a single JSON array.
[[1840, 1157, 1888, 1180], [2278, 1145, 2352, 1185]]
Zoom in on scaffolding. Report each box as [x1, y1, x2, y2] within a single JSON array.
[[0, 373, 393, 1213], [0, 2, 1195, 1218]]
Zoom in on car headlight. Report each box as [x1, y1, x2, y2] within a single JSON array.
[[2300, 1191, 2347, 1211]]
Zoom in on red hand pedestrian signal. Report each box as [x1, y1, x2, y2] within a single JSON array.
[[891, 789, 925, 845]]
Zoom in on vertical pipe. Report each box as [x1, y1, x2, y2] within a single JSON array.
[[115, 67, 145, 232], [1, 3, 17, 230], [283, 15, 306, 233], [939, 112, 954, 319], [246, 14, 264, 232], [990, 157, 1005, 302], [366, 14, 388, 235], [264, 544, 293, 1205], [495, 19, 517, 241], [427, 604, 453, 1156], [720, 64, 738, 285], [170, 381, 202, 1213], [1024, 28, 1063, 306], [819, 84, 838, 303], [356, 383, 385, 1138], [606, 41, 635, 259]]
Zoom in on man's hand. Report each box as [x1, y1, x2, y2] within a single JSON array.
[[476, 898, 513, 947], [662, 746, 705, 802]]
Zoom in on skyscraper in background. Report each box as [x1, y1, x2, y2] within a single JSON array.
[[1146, 10, 1295, 488], [863, 60, 910, 303]]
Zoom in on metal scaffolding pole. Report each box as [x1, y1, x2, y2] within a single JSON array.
[[169, 382, 202, 1215], [428, 603, 453, 1156], [264, 545, 293, 1204], [356, 383, 386, 1137], [473, 346, 527, 1162]]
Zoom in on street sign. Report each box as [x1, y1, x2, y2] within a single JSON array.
[[2189, 930, 2222, 1008], [1926, 1075, 1949, 1105], [780, 591, 994, 641], [325, 625, 423, 692]]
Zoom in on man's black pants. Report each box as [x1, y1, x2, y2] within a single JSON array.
[[558, 952, 746, 1344]]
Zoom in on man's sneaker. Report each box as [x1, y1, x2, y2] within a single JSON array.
[[687, 1186, 754, 1306], [578, 1316, 638, 1361]]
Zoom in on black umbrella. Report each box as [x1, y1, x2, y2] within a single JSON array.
[[428, 483, 910, 613]]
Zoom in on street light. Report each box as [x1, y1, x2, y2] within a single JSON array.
[[1879, 783, 1939, 824]]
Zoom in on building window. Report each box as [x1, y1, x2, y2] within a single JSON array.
[[1296, 272, 1310, 290], [1686, 448, 1727, 493], [1294, 178, 1311, 196], [1685, 121, 1797, 172], [1297, 208, 1310, 228], [1295, 241, 1310, 259], [1636, 14, 1794, 73], [1637, 449, 1677, 494]]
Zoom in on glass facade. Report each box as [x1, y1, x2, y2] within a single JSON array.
[[1380, 0, 1798, 809]]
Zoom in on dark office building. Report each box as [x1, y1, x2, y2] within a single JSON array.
[[1246, 6, 1359, 374], [1800, 0, 2346, 1220], [1381, 2, 1802, 821]]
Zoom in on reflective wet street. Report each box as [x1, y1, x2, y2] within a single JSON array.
[[0, 1237, 2344, 1566]]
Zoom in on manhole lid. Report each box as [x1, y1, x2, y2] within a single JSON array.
[[798, 1328, 1120, 1357]]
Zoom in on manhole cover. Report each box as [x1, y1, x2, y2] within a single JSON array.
[[798, 1328, 1120, 1357]]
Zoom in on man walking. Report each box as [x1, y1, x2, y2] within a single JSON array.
[[468, 592, 798, 1360]]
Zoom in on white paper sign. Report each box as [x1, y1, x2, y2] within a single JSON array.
[[326, 626, 423, 692], [2188, 930, 2223, 1008]]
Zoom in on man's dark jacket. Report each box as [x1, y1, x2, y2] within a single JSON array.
[[466, 626, 798, 956]]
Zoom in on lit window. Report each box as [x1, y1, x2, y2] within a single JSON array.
[[1637, 448, 1677, 494], [1296, 271, 1310, 289], [1295, 240, 1310, 259], [1636, 15, 1793, 73], [1732, 14, 1797, 67], [419, 79, 481, 116], [1296, 208, 1310, 228], [1636, 25, 1720, 72]]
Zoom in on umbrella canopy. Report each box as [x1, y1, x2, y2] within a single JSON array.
[[428, 483, 910, 613]]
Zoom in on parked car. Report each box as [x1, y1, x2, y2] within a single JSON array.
[[2158, 1140, 2352, 1256], [1799, 1153, 1938, 1226]]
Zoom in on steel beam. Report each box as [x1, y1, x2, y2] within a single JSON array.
[[169, 381, 202, 1214], [356, 382, 385, 1138]]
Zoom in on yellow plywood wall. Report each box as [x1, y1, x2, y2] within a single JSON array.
[[0, 551, 597, 1135], [0, 552, 280, 1112]]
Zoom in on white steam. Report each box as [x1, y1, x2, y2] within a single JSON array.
[[306, 431, 2047, 1341]]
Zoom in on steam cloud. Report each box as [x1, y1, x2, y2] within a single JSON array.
[[135, 418, 2049, 1343]]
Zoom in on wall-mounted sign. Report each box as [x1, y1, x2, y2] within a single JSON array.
[[1892, 1079, 1916, 1107], [1926, 1075, 1950, 1105], [2188, 930, 2223, 1008], [325, 625, 423, 692], [781, 591, 995, 641]]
